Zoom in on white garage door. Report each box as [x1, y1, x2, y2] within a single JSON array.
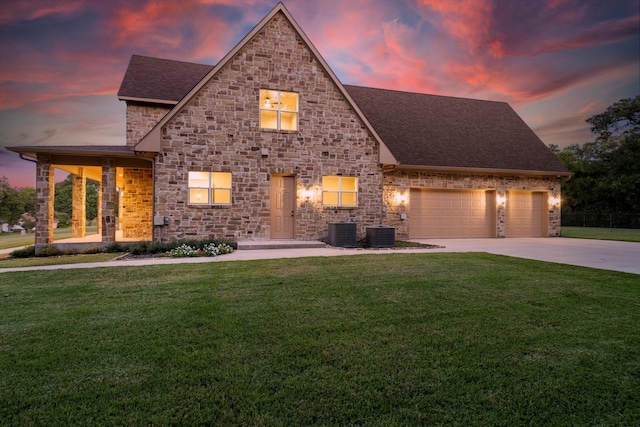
[[506, 191, 545, 237], [409, 189, 494, 238]]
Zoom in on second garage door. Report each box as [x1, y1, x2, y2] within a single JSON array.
[[409, 189, 494, 238], [506, 191, 546, 237]]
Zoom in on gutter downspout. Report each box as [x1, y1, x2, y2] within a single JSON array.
[[19, 154, 37, 164]]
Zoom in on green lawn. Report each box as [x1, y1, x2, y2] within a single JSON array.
[[0, 252, 123, 268], [0, 225, 99, 250], [561, 226, 640, 242], [1, 254, 638, 425]]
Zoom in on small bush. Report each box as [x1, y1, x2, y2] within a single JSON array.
[[168, 244, 199, 257], [81, 247, 102, 254], [63, 248, 79, 256], [11, 246, 36, 258], [105, 243, 124, 253], [36, 246, 62, 257]]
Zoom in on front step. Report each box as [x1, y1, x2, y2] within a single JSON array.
[[237, 240, 327, 250]]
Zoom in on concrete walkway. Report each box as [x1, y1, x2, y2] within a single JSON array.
[[1, 238, 638, 275]]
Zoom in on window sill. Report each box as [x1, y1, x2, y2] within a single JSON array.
[[188, 204, 232, 209]]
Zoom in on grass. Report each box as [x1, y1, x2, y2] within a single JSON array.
[[561, 226, 640, 242], [0, 225, 99, 250], [1, 253, 639, 425], [0, 253, 123, 268]]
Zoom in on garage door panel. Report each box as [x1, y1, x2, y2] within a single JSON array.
[[506, 191, 545, 237], [410, 189, 494, 238]]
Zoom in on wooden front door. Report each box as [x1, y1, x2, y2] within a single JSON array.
[[270, 175, 295, 239]]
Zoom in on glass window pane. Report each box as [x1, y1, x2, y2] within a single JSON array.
[[260, 89, 278, 110], [322, 176, 340, 191], [323, 192, 339, 206], [341, 177, 357, 191], [190, 188, 209, 204], [260, 110, 277, 129], [188, 171, 209, 188], [280, 112, 298, 131], [280, 92, 298, 112], [212, 172, 231, 189], [212, 189, 231, 204], [341, 192, 357, 207]]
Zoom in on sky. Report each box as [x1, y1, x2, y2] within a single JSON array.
[[0, 0, 638, 188]]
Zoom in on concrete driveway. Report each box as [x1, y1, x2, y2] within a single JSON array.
[[413, 237, 640, 275], [1, 238, 638, 275]]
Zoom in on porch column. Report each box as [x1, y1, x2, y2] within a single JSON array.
[[101, 158, 117, 243], [35, 155, 54, 245], [71, 168, 86, 238], [97, 181, 103, 235]]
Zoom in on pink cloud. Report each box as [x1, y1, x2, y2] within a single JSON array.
[[0, 0, 84, 25]]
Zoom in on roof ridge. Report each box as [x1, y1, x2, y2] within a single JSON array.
[[130, 54, 213, 68]]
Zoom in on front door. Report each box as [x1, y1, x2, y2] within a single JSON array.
[[270, 175, 295, 239]]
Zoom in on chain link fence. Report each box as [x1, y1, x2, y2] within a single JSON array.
[[562, 213, 640, 229]]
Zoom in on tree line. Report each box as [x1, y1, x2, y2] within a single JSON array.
[[550, 96, 639, 226], [0, 175, 99, 229]]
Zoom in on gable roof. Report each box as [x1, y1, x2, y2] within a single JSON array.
[[132, 2, 397, 165], [118, 3, 567, 176], [118, 55, 213, 104], [344, 85, 569, 175]]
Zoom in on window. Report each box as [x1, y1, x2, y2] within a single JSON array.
[[322, 176, 358, 207], [260, 89, 298, 131], [188, 172, 232, 205]]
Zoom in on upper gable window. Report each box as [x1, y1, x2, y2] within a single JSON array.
[[260, 89, 298, 131]]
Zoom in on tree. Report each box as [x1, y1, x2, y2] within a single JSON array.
[[0, 177, 21, 225], [553, 96, 640, 219]]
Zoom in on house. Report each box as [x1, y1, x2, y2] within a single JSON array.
[[8, 2, 569, 251]]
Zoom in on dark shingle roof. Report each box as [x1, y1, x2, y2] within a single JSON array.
[[117, 55, 213, 102], [116, 54, 568, 174], [345, 85, 568, 173]]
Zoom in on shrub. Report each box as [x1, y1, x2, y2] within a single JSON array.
[[11, 246, 36, 258], [105, 242, 124, 253], [81, 247, 102, 254], [203, 242, 234, 257], [63, 248, 79, 256], [36, 246, 62, 257]]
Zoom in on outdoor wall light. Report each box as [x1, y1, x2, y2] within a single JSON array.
[[496, 194, 506, 206], [395, 192, 407, 204], [301, 189, 314, 200], [549, 195, 560, 207]]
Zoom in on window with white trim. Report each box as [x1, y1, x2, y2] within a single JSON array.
[[322, 176, 358, 207], [260, 89, 298, 131], [188, 171, 232, 205]]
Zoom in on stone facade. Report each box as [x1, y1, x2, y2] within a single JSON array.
[[382, 170, 562, 238], [71, 169, 86, 238], [126, 103, 171, 147], [120, 168, 153, 240], [152, 13, 384, 242]]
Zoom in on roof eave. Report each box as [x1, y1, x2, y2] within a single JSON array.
[[392, 163, 572, 178], [118, 95, 178, 105]]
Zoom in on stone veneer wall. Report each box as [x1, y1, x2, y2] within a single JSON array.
[[126, 103, 172, 147], [383, 170, 562, 238], [152, 12, 383, 242], [121, 168, 153, 240]]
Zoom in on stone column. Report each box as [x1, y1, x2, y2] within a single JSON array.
[[496, 189, 506, 238], [97, 181, 103, 235], [71, 168, 86, 238], [35, 155, 54, 246], [101, 158, 117, 243]]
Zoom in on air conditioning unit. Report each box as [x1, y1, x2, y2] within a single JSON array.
[[327, 222, 357, 248], [366, 225, 395, 248]]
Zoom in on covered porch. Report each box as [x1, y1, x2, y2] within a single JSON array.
[[8, 146, 155, 251]]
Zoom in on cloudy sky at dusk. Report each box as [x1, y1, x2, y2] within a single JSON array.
[[0, 0, 638, 188]]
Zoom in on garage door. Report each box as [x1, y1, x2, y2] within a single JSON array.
[[409, 189, 494, 238], [506, 191, 545, 237]]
